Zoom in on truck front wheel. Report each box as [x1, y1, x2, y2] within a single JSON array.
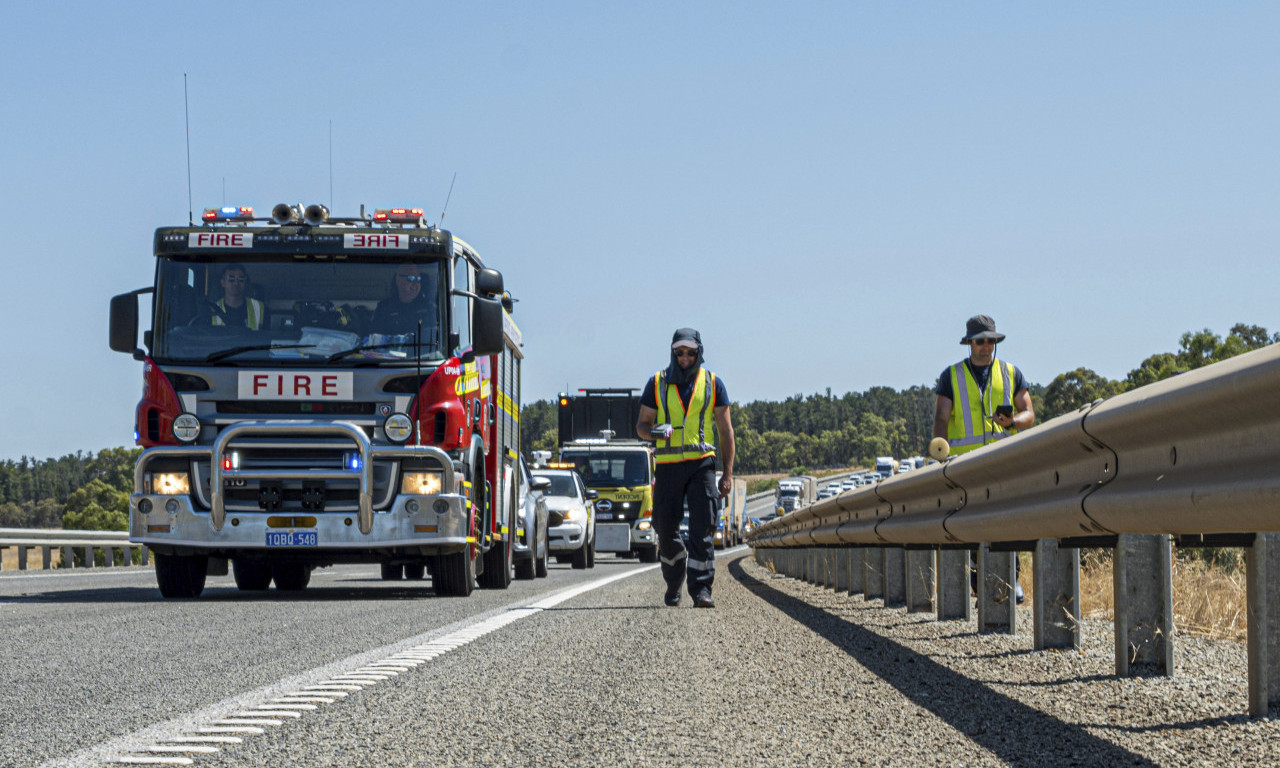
[[434, 550, 475, 596], [638, 546, 659, 564], [155, 553, 208, 599]]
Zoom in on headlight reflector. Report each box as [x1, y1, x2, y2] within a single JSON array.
[[172, 413, 200, 443], [152, 472, 190, 495], [637, 520, 652, 531], [385, 413, 414, 443], [402, 471, 442, 496]]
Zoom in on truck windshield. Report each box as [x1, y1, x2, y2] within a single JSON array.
[[151, 257, 449, 364], [560, 450, 651, 488], [778, 488, 799, 497]]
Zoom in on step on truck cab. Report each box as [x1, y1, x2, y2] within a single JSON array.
[[109, 203, 523, 598]]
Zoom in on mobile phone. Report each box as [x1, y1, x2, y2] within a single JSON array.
[[995, 405, 1013, 418]]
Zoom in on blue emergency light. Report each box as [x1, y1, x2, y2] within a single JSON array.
[[202, 206, 255, 222]]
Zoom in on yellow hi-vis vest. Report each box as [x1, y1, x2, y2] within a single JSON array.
[[212, 298, 264, 330], [946, 358, 1017, 455], [653, 368, 718, 464]]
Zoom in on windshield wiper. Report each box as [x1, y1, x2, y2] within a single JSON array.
[[326, 342, 436, 363], [204, 344, 317, 363]]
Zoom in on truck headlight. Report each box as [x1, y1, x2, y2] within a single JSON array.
[[385, 413, 414, 443], [637, 520, 652, 531], [402, 471, 442, 496], [151, 472, 190, 495], [172, 413, 200, 443]]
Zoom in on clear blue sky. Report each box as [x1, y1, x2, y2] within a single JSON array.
[[2, 2, 1276, 461]]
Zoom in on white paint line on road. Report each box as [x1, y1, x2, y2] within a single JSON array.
[[38, 564, 659, 768]]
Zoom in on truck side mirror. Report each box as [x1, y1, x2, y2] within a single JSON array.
[[475, 267, 503, 297], [109, 292, 142, 359], [470, 295, 504, 356], [584, 489, 598, 500]]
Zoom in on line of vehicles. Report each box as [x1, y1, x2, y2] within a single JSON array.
[[767, 455, 932, 519]]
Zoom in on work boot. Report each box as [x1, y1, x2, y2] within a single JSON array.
[[693, 590, 715, 609], [664, 587, 682, 607]]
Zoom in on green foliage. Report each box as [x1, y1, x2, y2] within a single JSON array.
[[1041, 368, 1122, 422], [62, 479, 128, 531]]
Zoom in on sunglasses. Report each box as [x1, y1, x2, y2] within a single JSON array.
[[674, 349, 698, 358], [397, 274, 422, 283], [971, 338, 996, 346]]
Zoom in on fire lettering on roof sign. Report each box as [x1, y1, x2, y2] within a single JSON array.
[[344, 233, 409, 249], [189, 232, 253, 248]]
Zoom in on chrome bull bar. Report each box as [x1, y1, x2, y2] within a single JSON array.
[[134, 421, 455, 536]]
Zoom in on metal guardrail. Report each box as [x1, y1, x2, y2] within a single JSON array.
[[747, 343, 1280, 717], [0, 528, 148, 572]]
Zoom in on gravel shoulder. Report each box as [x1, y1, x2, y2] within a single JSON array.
[[189, 549, 1277, 767]]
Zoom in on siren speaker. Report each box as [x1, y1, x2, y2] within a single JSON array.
[[272, 203, 298, 224], [304, 204, 329, 224], [928, 437, 950, 461]]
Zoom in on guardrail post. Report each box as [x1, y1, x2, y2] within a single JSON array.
[[1034, 539, 1081, 650], [1114, 534, 1173, 676], [835, 548, 848, 591], [883, 548, 906, 607], [141, 545, 149, 566], [18, 545, 27, 571], [41, 545, 52, 570], [864, 547, 884, 601], [826, 550, 836, 589], [82, 546, 93, 568], [978, 544, 1017, 634], [1247, 532, 1279, 716], [906, 549, 935, 613], [849, 547, 864, 595], [937, 549, 971, 621], [61, 545, 72, 569], [105, 546, 116, 567]]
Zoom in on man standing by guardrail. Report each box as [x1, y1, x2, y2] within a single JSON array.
[[932, 314, 1034, 602], [637, 328, 734, 609], [932, 314, 1034, 454]]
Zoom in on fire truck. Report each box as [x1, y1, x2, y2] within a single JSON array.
[[108, 203, 524, 599], [554, 388, 657, 562]]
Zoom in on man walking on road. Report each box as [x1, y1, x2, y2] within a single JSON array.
[[637, 328, 735, 609]]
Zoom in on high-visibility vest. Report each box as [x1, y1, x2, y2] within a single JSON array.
[[212, 298, 264, 330], [946, 358, 1017, 455], [653, 368, 718, 464]]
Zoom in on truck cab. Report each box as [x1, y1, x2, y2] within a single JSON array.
[[109, 204, 519, 598]]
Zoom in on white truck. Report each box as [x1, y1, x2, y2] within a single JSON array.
[[875, 457, 899, 480], [774, 475, 816, 514]]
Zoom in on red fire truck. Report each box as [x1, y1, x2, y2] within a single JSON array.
[[109, 203, 524, 598]]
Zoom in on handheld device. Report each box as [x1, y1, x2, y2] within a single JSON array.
[[995, 405, 1014, 419]]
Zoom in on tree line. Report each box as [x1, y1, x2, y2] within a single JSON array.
[[2, 323, 1271, 530], [522, 323, 1276, 474]]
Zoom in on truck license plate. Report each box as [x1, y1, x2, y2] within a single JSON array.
[[266, 531, 317, 547], [597, 512, 612, 520]]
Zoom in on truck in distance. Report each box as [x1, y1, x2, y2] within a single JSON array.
[[775, 475, 816, 515], [109, 203, 521, 598], [555, 388, 657, 562]]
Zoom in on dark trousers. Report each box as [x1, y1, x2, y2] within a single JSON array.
[[652, 458, 717, 597]]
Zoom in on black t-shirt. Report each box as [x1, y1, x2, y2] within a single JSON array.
[[640, 367, 730, 413], [935, 359, 1027, 400], [370, 297, 436, 339], [214, 300, 248, 327]]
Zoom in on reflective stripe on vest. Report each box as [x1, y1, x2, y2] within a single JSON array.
[[653, 368, 717, 464], [212, 298, 264, 330], [947, 358, 1016, 455]]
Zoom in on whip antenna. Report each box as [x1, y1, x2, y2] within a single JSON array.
[[438, 172, 457, 225], [184, 73, 193, 225], [328, 120, 334, 210]]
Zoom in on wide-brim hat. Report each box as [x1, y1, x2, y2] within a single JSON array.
[[960, 314, 1006, 344]]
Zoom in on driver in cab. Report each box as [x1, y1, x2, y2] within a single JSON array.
[[370, 263, 436, 339], [210, 264, 264, 330]]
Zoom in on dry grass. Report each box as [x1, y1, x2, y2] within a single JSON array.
[[1060, 549, 1248, 642]]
